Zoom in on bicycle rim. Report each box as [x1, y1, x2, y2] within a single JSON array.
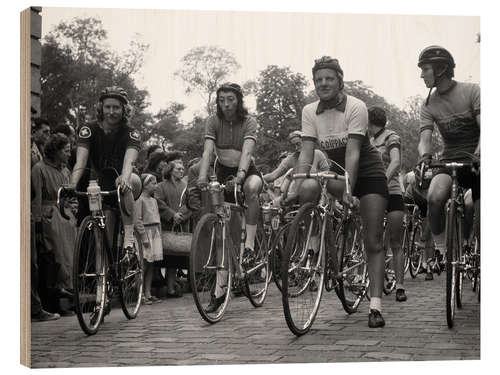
[[189, 213, 231, 323], [402, 225, 410, 274], [73, 216, 107, 336], [118, 231, 143, 319], [282, 203, 325, 336], [409, 223, 423, 278], [244, 222, 270, 307], [335, 219, 368, 313], [446, 203, 457, 328]]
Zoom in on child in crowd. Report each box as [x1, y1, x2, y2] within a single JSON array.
[[135, 173, 163, 305]]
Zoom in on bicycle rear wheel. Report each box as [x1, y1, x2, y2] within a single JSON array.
[[402, 224, 410, 274], [270, 223, 290, 292], [118, 226, 143, 319], [335, 218, 369, 313], [446, 202, 458, 328], [73, 216, 107, 336], [409, 223, 423, 278], [244, 222, 270, 307], [190, 213, 231, 324], [282, 202, 325, 336]]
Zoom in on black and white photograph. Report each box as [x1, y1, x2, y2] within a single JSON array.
[[14, 0, 494, 372]]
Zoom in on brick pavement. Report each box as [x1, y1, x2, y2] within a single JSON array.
[[30, 271, 480, 368]]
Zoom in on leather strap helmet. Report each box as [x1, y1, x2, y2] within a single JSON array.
[[418, 45, 455, 69], [99, 86, 129, 105]]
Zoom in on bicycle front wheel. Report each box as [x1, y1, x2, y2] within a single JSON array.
[[446, 201, 458, 328], [281, 202, 325, 336], [118, 228, 143, 319], [244, 222, 270, 307], [189, 213, 231, 324], [409, 223, 423, 278], [270, 223, 290, 292], [402, 224, 410, 274], [73, 216, 107, 336]]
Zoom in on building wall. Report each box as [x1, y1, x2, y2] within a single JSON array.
[[30, 6, 42, 116]]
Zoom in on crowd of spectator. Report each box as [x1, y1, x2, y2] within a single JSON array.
[[30, 107, 196, 322]]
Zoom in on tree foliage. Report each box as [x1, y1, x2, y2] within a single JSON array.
[[41, 17, 151, 132], [174, 46, 240, 116]]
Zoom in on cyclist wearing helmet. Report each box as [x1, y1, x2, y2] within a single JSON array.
[[70, 86, 142, 252], [297, 57, 388, 328], [263, 130, 328, 205], [417, 45, 480, 264], [197, 82, 262, 312], [368, 106, 407, 302]]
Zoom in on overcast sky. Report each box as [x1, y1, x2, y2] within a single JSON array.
[[42, 7, 479, 121]]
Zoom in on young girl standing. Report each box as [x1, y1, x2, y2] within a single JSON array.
[[135, 173, 163, 304]]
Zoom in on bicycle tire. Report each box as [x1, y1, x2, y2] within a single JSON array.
[[402, 223, 410, 274], [118, 224, 143, 319], [73, 216, 107, 336], [244, 222, 270, 307], [335, 218, 369, 313], [409, 223, 423, 278], [189, 213, 232, 324], [446, 201, 458, 328], [270, 223, 290, 293], [281, 202, 325, 336], [324, 214, 339, 292]]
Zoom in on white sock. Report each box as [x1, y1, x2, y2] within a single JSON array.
[[432, 231, 446, 255], [124, 224, 135, 248], [245, 224, 257, 250], [396, 283, 405, 291], [369, 297, 382, 312]]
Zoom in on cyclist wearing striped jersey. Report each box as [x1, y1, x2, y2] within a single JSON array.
[[417, 46, 480, 262], [368, 106, 407, 302], [296, 56, 388, 328]]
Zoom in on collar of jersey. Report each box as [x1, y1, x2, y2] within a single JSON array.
[[316, 93, 347, 115]]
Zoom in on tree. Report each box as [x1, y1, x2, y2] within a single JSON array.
[[41, 17, 152, 133], [174, 46, 240, 116], [253, 65, 308, 166]]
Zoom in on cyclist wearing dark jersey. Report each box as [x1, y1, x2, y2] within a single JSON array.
[[417, 46, 480, 262], [296, 56, 388, 328], [368, 106, 407, 302], [70, 87, 142, 252], [197, 82, 263, 312]]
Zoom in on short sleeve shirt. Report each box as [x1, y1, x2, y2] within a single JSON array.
[[76, 121, 142, 174], [420, 81, 480, 161], [301, 95, 385, 178], [372, 128, 402, 195], [204, 115, 257, 167]]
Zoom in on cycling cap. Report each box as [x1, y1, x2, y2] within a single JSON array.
[[418, 46, 455, 69], [312, 56, 344, 77], [217, 82, 243, 96], [287, 130, 304, 141], [99, 86, 129, 105]]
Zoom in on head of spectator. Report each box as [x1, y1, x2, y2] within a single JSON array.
[[44, 133, 71, 168], [96, 86, 132, 128], [216, 82, 248, 122], [164, 160, 185, 182], [312, 56, 344, 103], [367, 106, 387, 137], [146, 144, 163, 159], [145, 151, 169, 181], [53, 124, 76, 149], [287, 130, 304, 153], [165, 150, 183, 164], [32, 118, 51, 148]]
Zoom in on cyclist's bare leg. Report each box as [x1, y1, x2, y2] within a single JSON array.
[[360, 194, 386, 307], [115, 173, 141, 249], [387, 209, 405, 288], [243, 175, 262, 250], [463, 189, 474, 242], [427, 174, 452, 256]]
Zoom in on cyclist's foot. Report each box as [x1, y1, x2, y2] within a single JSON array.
[[206, 295, 225, 313], [241, 247, 254, 268], [142, 296, 153, 305], [425, 271, 434, 281], [395, 288, 407, 302], [31, 310, 60, 322], [368, 309, 385, 328]]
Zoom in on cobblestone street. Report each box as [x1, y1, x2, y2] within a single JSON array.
[[30, 271, 479, 368]]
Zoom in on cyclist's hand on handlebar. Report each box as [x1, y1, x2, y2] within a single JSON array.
[[342, 190, 354, 209], [116, 175, 132, 193]]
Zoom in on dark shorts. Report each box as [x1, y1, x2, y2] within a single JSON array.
[[387, 194, 405, 213], [403, 191, 428, 218], [352, 176, 389, 200], [215, 161, 261, 184], [433, 166, 480, 202]]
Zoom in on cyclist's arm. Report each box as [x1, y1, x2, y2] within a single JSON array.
[[345, 137, 362, 191], [236, 138, 255, 183], [386, 146, 401, 182], [263, 157, 290, 183], [120, 147, 138, 182], [198, 139, 215, 183], [418, 129, 433, 158], [70, 146, 89, 186]]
